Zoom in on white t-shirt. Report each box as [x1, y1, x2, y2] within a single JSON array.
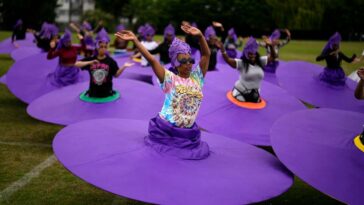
[[141, 41, 158, 66], [234, 56, 267, 92]]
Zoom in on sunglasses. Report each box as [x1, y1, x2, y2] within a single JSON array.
[[178, 57, 195, 65]]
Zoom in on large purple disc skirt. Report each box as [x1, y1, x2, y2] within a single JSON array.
[[264, 60, 280, 73], [319, 67, 346, 86], [47, 64, 81, 87], [145, 115, 210, 160]]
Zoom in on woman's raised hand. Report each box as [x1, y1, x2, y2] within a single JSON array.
[[181, 24, 202, 37], [115, 31, 137, 41]]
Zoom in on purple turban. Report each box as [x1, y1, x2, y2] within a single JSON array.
[[164, 24, 175, 39], [95, 28, 110, 44], [41, 23, 59, 39], [13, 19, 23, 29], [322, 32, 341, 54], [116, 24, 125, 32], [84, 35, 95, 50], [143, 24, 155, 38], [243, 37, 259, 58], [204, 26, 216, 41], [269, 29, 281, 41], [191, 22, 198, 28], [228, 28, 237, 41], [82, 21, 92, 31], [169, 38, 191, 68], [57, 29, 72, 49]]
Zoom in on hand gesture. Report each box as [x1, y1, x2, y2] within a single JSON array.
[[212, 21, 223, 28], [115, 31, 137, 41], [263, 36, 272, 45], [357, 68, 364, 80], [181, 24, 202, 37], [123, 62, 134, 67], [91, 59, 99, 65]]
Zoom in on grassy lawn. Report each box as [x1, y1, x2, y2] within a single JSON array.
[[0, 30, 360, 204]]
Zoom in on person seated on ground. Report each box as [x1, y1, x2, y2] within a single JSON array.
[[217, 37, 277, 103], [11, 19, 26, 48], [316, 32, 356, 86], [223, 28, 243, 58], [115, 23, 211, 160], [47, 29, 83, 87], [75, 28, 133, 98], [132, 24, 158, 66], [29, 22, 59, 52], [258, 29, 291, 73], [149, 24, 175, 65]]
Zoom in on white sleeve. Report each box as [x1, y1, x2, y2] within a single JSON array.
[[260, 56, 268, 67], [235, 59, 243, 70]]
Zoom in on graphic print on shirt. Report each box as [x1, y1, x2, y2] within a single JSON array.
[[90, 63, 109, 85]]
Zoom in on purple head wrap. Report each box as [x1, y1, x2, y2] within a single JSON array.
[[243, 37, 259, 58], [204, 26, 216, 41], [228, 28, 237, 41], [82, 21, 92, 31], [57, 29, 72, 49], [116, 24, 125, 32], [169, 38, 191, 68], [13, 19, 23, 29], [95, 28, 110, 45], [191, 22, 198, 28], [322, 32, 341, 54], [137, 25, 145, 36], [84, 35, 95, 50], [143, 24, 155, 38], [269, 29, 281, 41], [164, 24, 175, 39], [41, 23, 59, 40]]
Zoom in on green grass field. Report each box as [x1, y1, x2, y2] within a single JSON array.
[[0, 30, 362, 205]]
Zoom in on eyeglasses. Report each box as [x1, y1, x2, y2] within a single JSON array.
[[178, 57, 195, 65]]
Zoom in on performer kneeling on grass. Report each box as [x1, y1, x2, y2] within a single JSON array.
[[217, 37, 277, 103], [75, 28, 133, 98], [115, 23, 211, 160]]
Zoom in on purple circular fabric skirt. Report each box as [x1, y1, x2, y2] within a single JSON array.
[[0, 33, 35, 54], [276, 61, 363, 113], [27, 79, 163, 125], [271, 108, 364, 205], [53, 118, 293, 205], [6, 53, 89, 104], [197, 68, 305, 146], [10, 46, 43, 61]]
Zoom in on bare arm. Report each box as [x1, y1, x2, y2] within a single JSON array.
[[69, 22, 81, 34], [355, 68, 364, 99], [217, 41, 236, 68], [181, 24, 210, 77], [74, 59, 98, 68], [115, 62, 134, 77], [115, 31, 165, 82]]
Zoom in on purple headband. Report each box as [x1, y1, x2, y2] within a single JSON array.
[[143, 24, 155, 38], [204, 26, 216, 41], [82, 22, 92, 31], [169, 38, 191, 68], [243, 37, 259, 58], [164, 24, 175, 38], [228, 28, 237, 41], [322, 32, 341, 54], [57, 29, 72, 49], [116, 24, 125, 32], [269, 29, 281, 41]]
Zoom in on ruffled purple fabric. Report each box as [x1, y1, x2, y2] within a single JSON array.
[[264, 60, 280, 73], [168, 38, 191, 68], [47, 64, 81, 87], [319, 67, 346, 86], [145, 115, 210, 160]]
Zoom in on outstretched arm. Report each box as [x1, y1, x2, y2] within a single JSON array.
[[264, 38, 277, 63], [216, 40, 236, 68], [115, 31, 165, 82], [181, 23, 210, 77], [74, 59, 98, 68], [115, 62, 134, 77]]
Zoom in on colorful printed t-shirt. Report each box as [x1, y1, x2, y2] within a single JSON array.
[[159, 66, 204, 128]]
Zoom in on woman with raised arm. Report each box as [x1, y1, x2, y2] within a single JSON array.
[[115, 23, 211, 160], [217, 37, 277, 103], [316, 32, 356, 86]]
